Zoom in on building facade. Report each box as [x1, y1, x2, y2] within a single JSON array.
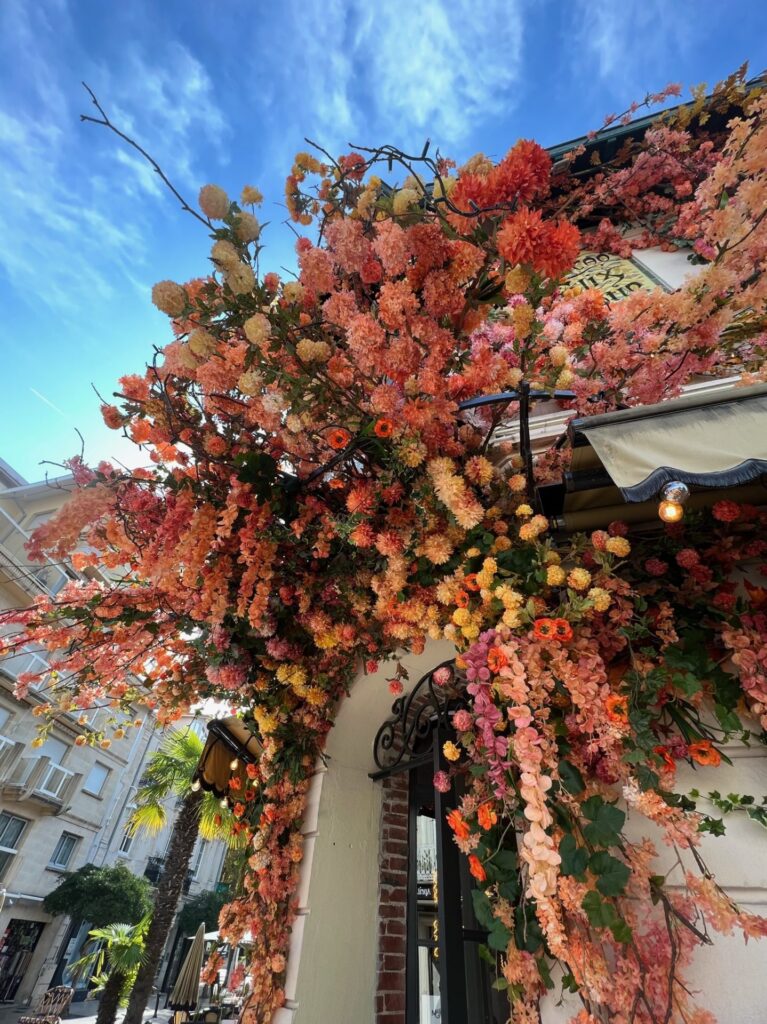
[[267, 242, 767, 1024], [0, 461, 227, 1006]]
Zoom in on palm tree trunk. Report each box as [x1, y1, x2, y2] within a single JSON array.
[[122, 788, 203, 1024], [96, 969, 126, 1024]]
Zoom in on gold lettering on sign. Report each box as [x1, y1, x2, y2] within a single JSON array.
[[566, 251, 660, 302]]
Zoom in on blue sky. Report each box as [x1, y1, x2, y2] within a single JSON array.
[[1, 0, 765, 481]]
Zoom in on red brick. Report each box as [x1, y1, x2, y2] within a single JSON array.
[[385, 918, 406, 935], [379, 885, 407, 903], [382, 953, 406, 972], [379, 934, 406, 954], [377, 971, 405, 992], [384, 991, 407, 1011], [381, 854, 408, 873]]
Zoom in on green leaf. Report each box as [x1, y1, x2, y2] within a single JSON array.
[[558, 759, 585, 795], [488, 919, 512, 952], [714, 703, 741, 733], [589, 851, 631, 896], [491, 978, 509, 992], [471, 889, 495, 931], [478, 944, 495, 966], [581, 796, 626, 847], [559, 834, 588, 879], [581, 890, 613, 928], [635, 765, 660, 792], [609, 918, 633, 944]]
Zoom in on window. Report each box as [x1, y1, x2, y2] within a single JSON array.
[[82, 762, 110, 797], [118, 806, 136, 855], [39, 735, 68, 764], [191, 839, 206, 878], [49, 832, 80, 870], [0, 812, 28, 880]]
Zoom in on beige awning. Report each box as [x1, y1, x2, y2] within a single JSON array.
[[170, 922, 206, 1011], [569, 383, 767, 503]]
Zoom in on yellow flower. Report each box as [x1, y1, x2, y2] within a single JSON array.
[[113, 728, 126, 740], [282, 282, 305, 304], [443, 741, 461, 762], [512, 302, 535, 340], [462, 623, 480, 640], [502, 608, 521, 628], [549, 344, 569, 367], [211, 239, 240, 268], [505, 266, 531, 294], [466, 547, 481, 557], [546, 565, 566, 586], [392, 187, 419, 215], [544, 550, 561, 564], [199, 183, 230, 219], [568, 567, 592, 591], [515, 503, 533, 518], [588, 587, 612, 612], [452, 608, 471, 627], [556, 369, 574, 388], [606, 536, 631, 558], [188, 329, 217, 357], [241, 185, 263, 206], [31, 736, 45, 749], [482, 557, 497, 575], [493, 536, 512, 552], [151, 280, 186, 317], [225, 263, 256, 295], [99, 738, 112, 750]]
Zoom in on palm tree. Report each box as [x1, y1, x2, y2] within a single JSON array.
[[121, 727, 243, 1024], [69, 916, 150, 1024]]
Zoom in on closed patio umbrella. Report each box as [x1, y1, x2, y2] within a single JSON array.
[[169, 923, 206, 1016]]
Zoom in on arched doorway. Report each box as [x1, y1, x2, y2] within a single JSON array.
[[370, 661, 509, 1024]]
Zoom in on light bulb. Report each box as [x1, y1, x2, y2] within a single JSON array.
[[229, 758, 239, 771], [658, 500, 684, 523], [220, 798, 228, 808], [190, 779, 201, 792], [661, 481, 690, 505]]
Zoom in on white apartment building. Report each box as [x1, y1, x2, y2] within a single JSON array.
[[0, 459, 227, 1006]]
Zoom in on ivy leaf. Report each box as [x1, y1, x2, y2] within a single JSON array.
[[609, 918, 633, 944], [478, 944, 495, 966], [488, 919, 512, 952], [581, 890, 613, 928], [558, 759, 585, 795], [559, 834, 588, 879], [589, 851, 631, 896], [714, 703, 741, 733], [635, 765, 660, 792], [491, 977, 509, 992], [581, 796, 626, 847]]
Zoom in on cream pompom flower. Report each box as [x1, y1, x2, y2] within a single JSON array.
[[151, 280, 186, 316], [199, 183, 230, 219], [241, 185, 263, 206], [234, 212, 261, 242]]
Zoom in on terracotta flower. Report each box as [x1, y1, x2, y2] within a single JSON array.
[[688, 740, 722, 767], [606, 694, 629, 723], [468, 854, 487, 882], [373, 417, 394, 438], [477, 803, 498, 830], [463, 573, 481, 592], [533, 617, 555, 640], [653, 745, 676, 772], [487, 646, 508, 673], [454, 589, 470, 609], [447, 809, 470, 841], [552, 618, 573, 642]]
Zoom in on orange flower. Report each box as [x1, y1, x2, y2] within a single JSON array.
[[688, 740, 721, 767], [463, 573, 481, 592], [454, 589, 470, 608], [468, 854, 487, 882], [447, 809, 471, 841], [605, 694, 629, 723], [233, 802, 246, 818], [477, 803, 498, 831], [328, 478, 346, 490], [487, 646, 508, 673], [328, 427, 351, 450], [552, 618, 573, 642], [374, 417, 394, 438], [653, 746, 676, 772], [533, 617, 555, 640]]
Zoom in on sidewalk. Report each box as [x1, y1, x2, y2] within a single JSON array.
[[0, 1001, 175, 1024]]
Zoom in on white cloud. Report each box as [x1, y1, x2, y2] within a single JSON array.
[[275, 0, 525, 150]]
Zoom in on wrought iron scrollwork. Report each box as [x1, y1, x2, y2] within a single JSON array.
[[370, 659, 466, 778]]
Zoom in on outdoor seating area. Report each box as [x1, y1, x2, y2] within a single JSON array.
[[17, 988, 73, 1024]]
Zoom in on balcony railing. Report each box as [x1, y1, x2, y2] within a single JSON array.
[[0, 505, 74, 599], [144, 856, 194, 893]]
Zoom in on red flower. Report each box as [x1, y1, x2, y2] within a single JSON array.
[[552, 618, 573, 642], [712, 500, 741, 523], [463, 573, 481, 592], [454, 589, 470, 609], [468, 854, 487, 882], [533, 617, 555, 640], [605, 694, 629, 723], [477, 803, 497, 831], [374, 417, 394, 438], [328, 428, 351, 450]]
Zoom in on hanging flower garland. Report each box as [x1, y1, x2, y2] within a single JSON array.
[[2, 68, 767, 1023]]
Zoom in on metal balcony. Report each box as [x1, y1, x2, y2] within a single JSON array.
[[0, 754, 81, 813], [143, 856, 194, 893]]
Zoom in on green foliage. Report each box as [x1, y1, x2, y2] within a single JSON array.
[[588, 851, 631, 897], [581, 891, 632, 944], [689, 788, 767, 829], [559, 834, 588, 879], [43, 864, 152, 928], [580, 796, 626, 847], [177, 888, 230, 937], [69, 915, 151, 1001]]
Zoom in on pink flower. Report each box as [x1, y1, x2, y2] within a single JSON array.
[[433, 771, 451, 793], [452, 709, 473, 731], [432, 666, 452, 687]]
